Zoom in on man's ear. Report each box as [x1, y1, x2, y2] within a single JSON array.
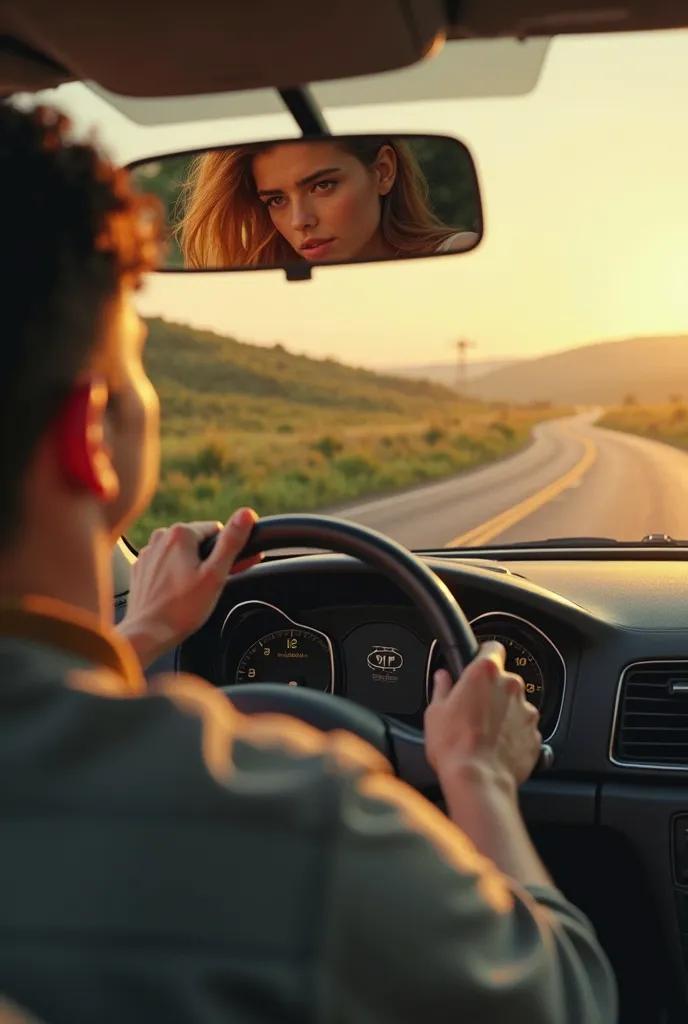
[[53, 377, 120, 503]]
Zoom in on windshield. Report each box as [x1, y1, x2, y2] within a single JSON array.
[[26, 30, 688, 550]]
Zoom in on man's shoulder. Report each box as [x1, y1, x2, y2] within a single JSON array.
[[0, 638, 478, 883], [0, 997, 47, 1024], [154, 672, 392, 778], [0, 636, 95, 684], [0, 638, 392, 821], [0, 636, 495, 904]]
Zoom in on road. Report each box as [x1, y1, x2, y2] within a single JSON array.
[[330, 411, 688, 548]]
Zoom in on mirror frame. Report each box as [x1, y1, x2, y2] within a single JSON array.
[[127, 132, 484, 281]]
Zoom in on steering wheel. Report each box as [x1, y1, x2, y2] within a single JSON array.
[[199, 513, 553, 787]]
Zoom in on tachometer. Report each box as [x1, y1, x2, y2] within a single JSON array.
[[236, 628, 333, 691]]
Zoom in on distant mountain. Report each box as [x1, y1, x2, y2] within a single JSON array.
[[384, 358, 521, 388], [468, 336, 688, 405]]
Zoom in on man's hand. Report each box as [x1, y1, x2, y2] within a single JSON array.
[[424, 642, 553, 888], [425, 641, 542, 795], [118, 508, 260, 670]]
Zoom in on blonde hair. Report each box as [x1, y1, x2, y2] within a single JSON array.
[[177, 138, 466, 268]]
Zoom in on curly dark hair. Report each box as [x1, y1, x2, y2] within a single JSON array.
[[0, 101, 162, 544]]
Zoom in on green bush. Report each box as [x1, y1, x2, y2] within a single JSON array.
[[312, 435, 344, 459], [491, 420, 515, 439], [191, 439, 235, 477], [334, 454, 377, 479], [423, 426, 446, 445]]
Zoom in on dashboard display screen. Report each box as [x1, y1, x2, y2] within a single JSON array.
[[342, 622, 427, 715]]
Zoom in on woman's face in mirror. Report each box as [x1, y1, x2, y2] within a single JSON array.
[[252, 141, 397, 262]]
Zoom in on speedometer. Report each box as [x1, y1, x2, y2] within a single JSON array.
[[236, 628, 333, 691], [471, 631, 545, 708], [428, 630, 545, 708], [426, 612, 567, 740]]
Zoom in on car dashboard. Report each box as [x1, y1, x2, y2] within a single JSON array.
[[184, 568, 569, 741], [114, 542, 688, 1022]]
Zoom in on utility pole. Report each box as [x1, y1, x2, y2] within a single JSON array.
[[452, 339, 477, 393]]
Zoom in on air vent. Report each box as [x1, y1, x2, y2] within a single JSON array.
[[613, 662, 688, 768]]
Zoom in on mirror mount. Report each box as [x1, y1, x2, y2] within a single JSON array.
[[284, 261, 314, 283], [278, 86, 330, 136]]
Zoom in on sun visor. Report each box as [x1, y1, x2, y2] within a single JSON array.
[[87, 38, 551, 128], [0, 0, 446, 97]]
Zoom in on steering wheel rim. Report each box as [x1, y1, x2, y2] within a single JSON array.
[[199, 514, 552, 783], [201, 513, 479, 677]]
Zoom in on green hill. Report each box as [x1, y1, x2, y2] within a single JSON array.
[[468, 335, 688, 405], [144, 317, 464, 435], [129, 318, 563, 548]]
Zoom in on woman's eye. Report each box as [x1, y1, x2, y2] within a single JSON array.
[[265, 195, 286, 209], [312, 179, 337, 194]]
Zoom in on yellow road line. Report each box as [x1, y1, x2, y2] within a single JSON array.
[[445, 428, 598, 548]]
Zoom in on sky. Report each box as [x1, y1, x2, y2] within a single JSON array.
[[28, 29, 688, 369]]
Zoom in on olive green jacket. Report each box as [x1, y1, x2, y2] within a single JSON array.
[[0, 597, 617, 1023]]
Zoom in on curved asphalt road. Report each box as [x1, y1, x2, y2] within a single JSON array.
[[331, 411, 688, 549]]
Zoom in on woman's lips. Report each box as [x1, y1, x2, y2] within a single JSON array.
[[300, 238, 335, 260]]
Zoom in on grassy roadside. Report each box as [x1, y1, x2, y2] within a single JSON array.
[[599, 401, 688, 450], [129, 406, 567, 549]]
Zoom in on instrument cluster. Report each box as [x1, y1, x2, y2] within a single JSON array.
[[220, 599, 567, 740]]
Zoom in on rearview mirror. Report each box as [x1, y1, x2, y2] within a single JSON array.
[[128, 133, 482, 280]]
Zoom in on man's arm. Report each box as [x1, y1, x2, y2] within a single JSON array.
[[440, 758, 556, 888], [319, 771, 617, 1024]]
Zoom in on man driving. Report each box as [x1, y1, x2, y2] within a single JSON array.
[[0, 103, 616, 1022]]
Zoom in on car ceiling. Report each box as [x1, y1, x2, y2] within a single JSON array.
[[1, 0, 687, 99]]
